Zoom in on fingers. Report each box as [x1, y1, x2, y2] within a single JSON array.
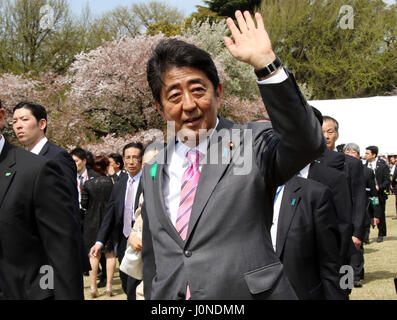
[[255, 12, 265, 31], [235, 10, 248, 34], [243, 11, 256, 30], [226, 17, 241, 42]]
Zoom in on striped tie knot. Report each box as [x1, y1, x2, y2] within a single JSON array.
[[186, 149, 203, 167]]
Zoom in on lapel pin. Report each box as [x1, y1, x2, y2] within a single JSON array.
[[291, 199, 296, 206], [150, 163, 158, 179], [5, 172, 12, 177]]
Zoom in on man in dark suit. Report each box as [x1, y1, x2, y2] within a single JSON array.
[[0, 102, 84, 300], [70, 148, 99, 220], [365, 145, 390, 242], [108, 153, 127, 182], [140, 11, 325, 300], [344, 143, 379, 287], [90, 142, 143, 300], [392, 165, 397, 219], [272, 176, 346, 300], [12, 102, 90, 274]]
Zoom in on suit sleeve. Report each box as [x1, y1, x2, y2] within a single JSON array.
[[379, 163, 390, 191], [349, 160, 367, 240], [141, 172, 156, 300], [33, 159, 84, 300], [81, 184, 89, 210], [254, 68, 326, 186], [314, 188, 347, 300]]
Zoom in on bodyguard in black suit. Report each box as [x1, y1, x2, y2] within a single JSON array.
[[0, 104, 84, 300], [12, 102, 90, 273], [307, 159, 353, 265], [273, 176, 346, 300], [365, 146, 390, 242], [91, 142, 144, 300]]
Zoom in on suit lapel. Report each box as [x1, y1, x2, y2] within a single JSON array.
[[0, 141, 17, 208], [38, 141, 50, 156], [276, 177, 301, 258], [151, 140, 186, 247]]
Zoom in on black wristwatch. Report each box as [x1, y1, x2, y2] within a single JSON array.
[[254, 56, 282, 79]]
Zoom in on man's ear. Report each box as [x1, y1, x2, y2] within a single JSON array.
[[0, 108, 5, 130], [39, 119, 47, 132], [215, 83, 223, 113]]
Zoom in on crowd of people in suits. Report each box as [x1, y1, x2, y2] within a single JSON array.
[[0, 11, 395, 301]]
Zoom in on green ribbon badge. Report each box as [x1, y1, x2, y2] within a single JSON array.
[[5, 172, 12, 177], [150, 163, 158, 179]]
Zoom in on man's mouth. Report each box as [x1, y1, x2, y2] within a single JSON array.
[[184, 117, 201, 127]]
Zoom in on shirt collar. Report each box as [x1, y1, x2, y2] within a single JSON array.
[[128, 170, 142, 182], [30, 137, 48, 155], [176, 117, 220, 159], [0, 134, 5, 155], [79, 169, 88, 179]]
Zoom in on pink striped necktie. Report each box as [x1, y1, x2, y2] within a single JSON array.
[[176, 149, 203, 300], [176, 149, 203, 241]]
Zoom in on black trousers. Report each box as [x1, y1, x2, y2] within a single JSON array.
[[117, 236, 140, 300], [378, 200, 387, 237], [350, 244, 364, 281]]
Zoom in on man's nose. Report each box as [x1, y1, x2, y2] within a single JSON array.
[[182, 92, 196, 111]]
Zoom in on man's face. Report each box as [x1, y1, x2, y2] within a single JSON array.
[[0, 108, 5, 131], [155, 66, 222, 146], [12, 107, 46, 150], [123, 147, 142, 177], [365, 149, 376, 162], [108, 158, 120, 175], [322, 120, 339, 150], [72, 155, 86, 174], [344, 148, 360, 160]]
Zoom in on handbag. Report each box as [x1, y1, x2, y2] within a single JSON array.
[[119, 238, 143, 280]]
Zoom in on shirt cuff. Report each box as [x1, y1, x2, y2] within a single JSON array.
[[257, 68, 288, 84], [95, 241, 104, 248]]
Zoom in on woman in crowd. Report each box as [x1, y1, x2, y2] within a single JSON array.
[[81, 155, 116, 298]]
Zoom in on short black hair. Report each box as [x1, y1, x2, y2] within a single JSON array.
[[147, 38, 220, 109], [70, 147, 87, 161], [366, 146, 379, 157], [323, 115, 339, 132], [13, 102, 48, 133], [122, 142, 144, 158], [336, 144, 345, 153], [109, 153, 124, 170], [0, 99, 3, 109]]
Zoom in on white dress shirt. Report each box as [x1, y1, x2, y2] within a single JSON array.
[[271, 185, 285, 252], [125, 171, 142, 223], [163, 119, 218, 226], [30, 136, 48, 155], [0, 134, 5, 155]]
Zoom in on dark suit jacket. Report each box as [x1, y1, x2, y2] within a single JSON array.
[[308, 159, 353, 264], [364, 166, 381, 219], [0, 141, 84, 300], [39, 141, 90, 272], [96, 173, 142, 256], [111, 171, 127, 182], [39, 141, 80, 223], [366, 159, 390, 202], [392, 165, 397, 189], [343, 155, 366, 240], [276, 176, 347, 300], [141, 71, 325, 300]]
